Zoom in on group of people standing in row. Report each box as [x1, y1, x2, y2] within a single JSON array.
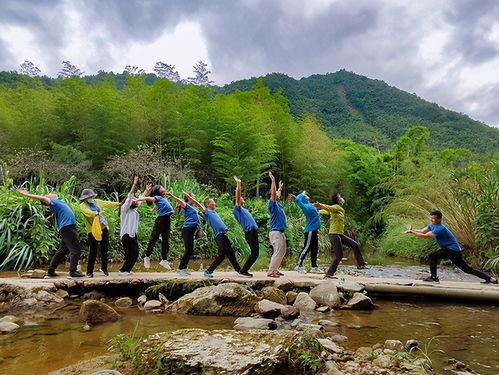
[[16, 171, 498, 284]]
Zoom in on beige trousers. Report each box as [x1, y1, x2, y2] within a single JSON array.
[[268, 231, 287, 274]]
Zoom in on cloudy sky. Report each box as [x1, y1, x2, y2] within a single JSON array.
[[1, 0, 499, 127]]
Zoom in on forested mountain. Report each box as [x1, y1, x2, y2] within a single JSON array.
[[217, 70, 499, 153]]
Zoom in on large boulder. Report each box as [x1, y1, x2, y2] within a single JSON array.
[[145, 280, 215, 301], [233, 317, 277, 330], [259, 286, 287, 305], [293, 292, 317, 311], [79, 300, 122, 323], [127, 329, 318, 375], [309, 281, 341, 308], [0, 321, 19, 334], [346, 293, 375, 310], [167, 283, 259, 316]]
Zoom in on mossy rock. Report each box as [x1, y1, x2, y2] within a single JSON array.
[[145, 280, 217, 301], [127, 328, 320, 375]]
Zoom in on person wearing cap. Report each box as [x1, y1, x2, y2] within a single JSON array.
[[185, 192, 241, 278], [17, 189, 85, 279], [232, 176, 259, 278], [267, 171, 287, 278], [135, 184, 174, 270], [288, 191, 322, 274], [79, 188, 120, 277]]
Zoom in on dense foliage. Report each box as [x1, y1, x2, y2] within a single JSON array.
[[0, 71, 497, 272]]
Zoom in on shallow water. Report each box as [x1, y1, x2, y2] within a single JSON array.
[[0, 299, 497, 375]]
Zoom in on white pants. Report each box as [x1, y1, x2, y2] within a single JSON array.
[[268, 231, 287, 274]]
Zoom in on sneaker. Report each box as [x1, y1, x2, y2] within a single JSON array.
[[99, 268, 109, 276], [68, 271, 85, 279], [203, 271, 213, 278], [176, 268, 191, 276], [86, 273, 94, 278], [481, 277, 498, 284], [422, 276, 439, 282], [309, 267, 324, 274], [294, 265, 307, 274], [159, 260, 172, 270], [143, 256, 151, 269], [357, 265, 369, 270], [238, 271, 253, 278], [324, 274, 337, 279], [118, 271, 131, 276], [44, 271, 59, 279]]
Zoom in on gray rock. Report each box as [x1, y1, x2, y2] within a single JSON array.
[[318, 319, 341, 328], [0, 321, 20, 333], [143, 300, 163, 310], [30, 269, 47, 278], [55, 289, 69, 299], [137, 295, 147, 306], [35, 290, 64, 303], [168, 283, 259, 316], [0, 315, 23, 325], [233, 317, 277, 330], [259, 286, 287, 305], [114, 297, 133, 308], [372, 354, 394, 368], [317, 338, 344, 354], [316, 306, 331, 313], [354, 346, 372, 360], [337, 282, 365, 293], [254, 299, 285, 318], [128, 328, 304, 374], [325, 360, 345, 375], [280, 306, 300, 320], [79, 300, 121, 323], [158, 292, 169, 305], [346, 292, 374, 310], [309, 281, 341, 308], [328, 335, 348, 344], [383, 339, 404, 351], [293, 292, 317, 310]]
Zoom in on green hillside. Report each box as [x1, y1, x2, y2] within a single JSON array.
[[217, 70, 499, 153]]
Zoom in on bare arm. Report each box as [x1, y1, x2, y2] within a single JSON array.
[[402, 224, 434, 238], [234, 176, 242, 206], [17, 189, 51, 205], [269, 172, 277, 202], [135, 196, 156, 203], [183, 190, 205, 212], [128, 176, 139, 196], [166, 192, 186, 208]]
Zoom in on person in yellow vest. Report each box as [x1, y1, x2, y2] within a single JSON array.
[[314, 191, 367, 279], [79, 188, 120, 277]]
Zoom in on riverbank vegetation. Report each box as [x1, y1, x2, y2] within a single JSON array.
[[0, 72, 497, 272]]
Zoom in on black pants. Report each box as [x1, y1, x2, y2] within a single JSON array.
[[87, 228, 109, 273], [241, 229, 260, 273], [145, 215, 170, 259], [429, 248, 491, 281], [207, 233, 241, 273], [296, 230, 318, 268], [48, 225, 81, 273], [327, 233, 365, 276], [179, 226, 197, 270], [120, 234, 139, 272]]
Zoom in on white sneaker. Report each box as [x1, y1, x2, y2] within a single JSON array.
[[143, 256, 151, 269], [294, 265, 307, 274], [118, 271, 131, 276], [176, 268, 190, 276], [309, 267, 324, 274], [159, 260, 172, 270]]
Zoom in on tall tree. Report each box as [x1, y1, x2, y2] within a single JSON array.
[[124, 65, 145, 77], [58, 61, 84, 79], [19, 61, 41, 77], [186, 60, 214, 86], [154, 61, 180, 82]]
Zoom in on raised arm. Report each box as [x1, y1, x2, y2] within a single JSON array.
[[183, 190, 205, 212], [128, 176, 139, 196], [135, 196, 156, 203], [17, 189, 51, 205], [234, 176, 242, 206], [166, 192, 186, 208], [269, 172, 277, 202]]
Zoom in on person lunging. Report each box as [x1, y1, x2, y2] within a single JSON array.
[[403, 210, 497, 284]]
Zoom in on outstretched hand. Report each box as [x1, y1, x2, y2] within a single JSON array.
[[313, 202, 321, 208], [268, 171, 275, 180], [288, 193, 296, 201], [233, 176, 241, 183], [133, 176, 139, 185]]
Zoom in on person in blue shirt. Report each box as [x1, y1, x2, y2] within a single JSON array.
[[288, 191, 323, 274], [267, 171, 287, 278], [137, 184, 174, 270], [17, 189, 85, 279], [403, 210, 497, 284], [232, 176, 259, 278], [167, 191, 202, 276], [186, 191, 241, 277]]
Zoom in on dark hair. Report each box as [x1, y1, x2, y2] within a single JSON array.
[[429, 210, 442, 219], [150, 185, 162, 197], [330, 191, 340, 204]]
